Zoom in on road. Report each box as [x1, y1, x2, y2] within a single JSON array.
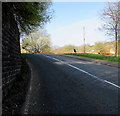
[[22, 53, 119, 114]]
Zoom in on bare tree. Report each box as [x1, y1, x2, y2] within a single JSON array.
[[101, 1, 120, 56], [22, 29, 51, 53]]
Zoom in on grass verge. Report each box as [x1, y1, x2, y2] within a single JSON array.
[[64, 53, 120, 62], [2, 56, 30, 114]]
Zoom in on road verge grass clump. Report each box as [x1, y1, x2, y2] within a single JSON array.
[[64, 53, 120, 62]]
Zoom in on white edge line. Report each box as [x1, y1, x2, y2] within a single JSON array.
[[104, 80, 120, 89], [43, 55, 120, 89]]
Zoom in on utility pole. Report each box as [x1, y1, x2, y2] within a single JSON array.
[[83, 27, 85, 53]]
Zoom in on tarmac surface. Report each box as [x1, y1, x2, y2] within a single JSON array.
[[63, 55, 119, 68], [22, 54, 119, 114]]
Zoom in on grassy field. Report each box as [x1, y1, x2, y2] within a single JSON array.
[[64, 53, 120, 62]]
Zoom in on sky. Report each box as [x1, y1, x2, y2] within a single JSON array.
[[44, 2, 110, 47]]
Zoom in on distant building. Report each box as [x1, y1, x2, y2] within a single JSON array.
[[110, 48, 115, 54]]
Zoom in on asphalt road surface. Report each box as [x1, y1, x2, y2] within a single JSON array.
[[22, 54, 119, 114]]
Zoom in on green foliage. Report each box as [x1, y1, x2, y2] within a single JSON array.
[[22, 30, 51, 53], [62, 45, 77, 52], [22, 37, 32, 52], [52, 44, 93, 54], [64, 53, 120, 62], [4, 2, 53, 34], [40, 44, 51, 53], [52, 45, 78, 54], [37, 37, 51, 53], [93, 42, 106, 53], [52, 40, 118, 55], [78, 44, 91, 53]]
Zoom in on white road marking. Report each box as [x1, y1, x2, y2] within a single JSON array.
[[104, 80, 120, 88], [43, 55, 120, 89]]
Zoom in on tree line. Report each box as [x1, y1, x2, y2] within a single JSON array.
[[100, 1, 120, 56], [21, 40, 119, 55], [21, 29, 51, 53], [21, 1, 119, 56], [50, 41, 119, 54]]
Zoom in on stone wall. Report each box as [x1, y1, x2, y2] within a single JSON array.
[[2, 3, 21, 97]]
